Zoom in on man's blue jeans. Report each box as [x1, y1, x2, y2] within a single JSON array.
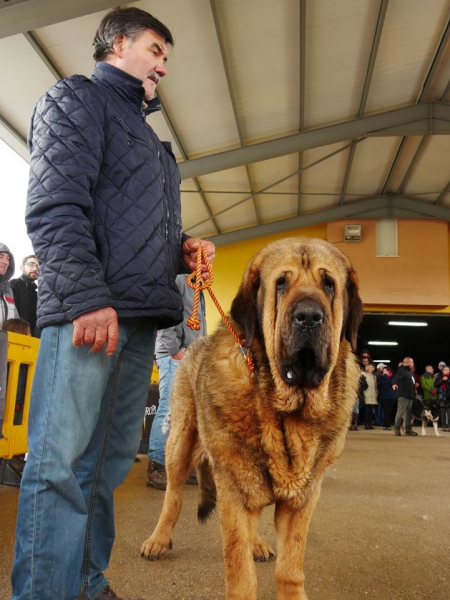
[[148, 355, 180, 465], [11, 319, 157, 600]]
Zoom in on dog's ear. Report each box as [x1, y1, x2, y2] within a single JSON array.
[[230, 263, 261, 348], [342, 268, 363, 351]]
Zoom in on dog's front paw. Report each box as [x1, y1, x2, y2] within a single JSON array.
[[140, 537, 173, 561]]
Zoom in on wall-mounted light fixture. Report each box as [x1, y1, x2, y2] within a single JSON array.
[[344, 224, 361, 242]]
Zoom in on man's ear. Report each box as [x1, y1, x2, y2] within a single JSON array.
[[112, 34, 127, 58]]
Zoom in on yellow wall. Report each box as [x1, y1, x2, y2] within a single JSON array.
[[202, 221, 450, 333]]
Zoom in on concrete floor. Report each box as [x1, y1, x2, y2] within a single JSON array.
[[1, 427, 449, 600]]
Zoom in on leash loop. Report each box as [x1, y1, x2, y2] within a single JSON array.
[[186, 246, 255, 372]]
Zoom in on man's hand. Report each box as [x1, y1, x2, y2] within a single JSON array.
[[392, 384, 398, 390], [171, 348, 186, 360], [72, 307, 119, 355], [182, 238, 216, 278]]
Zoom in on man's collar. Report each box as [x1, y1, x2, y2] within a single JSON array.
[[92, 62, 162, 116], [21, 274, 37, 288]]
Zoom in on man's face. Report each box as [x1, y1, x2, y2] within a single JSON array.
[[0, 252, 10, 276], [21, 258, 39, 280], [114, 29, 169, 101], [425, 365, 434, 374]]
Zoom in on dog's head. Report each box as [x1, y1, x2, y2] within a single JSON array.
[[230, 238, 363, 401]]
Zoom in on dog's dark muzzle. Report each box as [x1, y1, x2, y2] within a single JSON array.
[[279, 298, 330, 388]]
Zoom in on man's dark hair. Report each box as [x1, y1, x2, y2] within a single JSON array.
[[21, 255, 37, 266], [93, 7, 174, 62]]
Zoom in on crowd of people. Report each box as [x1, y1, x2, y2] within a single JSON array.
[[352, 351, 450, 435], [0, 245, 39, 337]]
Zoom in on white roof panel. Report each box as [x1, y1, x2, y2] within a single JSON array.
[[0, 0, 448, 244]]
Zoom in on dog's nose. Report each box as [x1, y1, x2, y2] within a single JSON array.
[[293, 300, 324, 329]]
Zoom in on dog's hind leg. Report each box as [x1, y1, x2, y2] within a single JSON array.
[[248, 511, 274, 562]]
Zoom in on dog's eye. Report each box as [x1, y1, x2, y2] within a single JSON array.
[[276, 276, 287, 291], [323, 275, 335, 294]]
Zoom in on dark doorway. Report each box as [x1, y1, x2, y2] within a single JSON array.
[[357, 313, 450, 373]]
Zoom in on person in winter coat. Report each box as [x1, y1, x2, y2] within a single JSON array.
[[420, 365, 436, 402], [392, 357, 419, 437], [0, 243, 18, 328], [362, 363, 378, 430], [146, 274, 207, 490], [433, 365, 450, 431], [11, 8, 215, 600], [378, 365, 397, 430], [10, 255, 39, 337]]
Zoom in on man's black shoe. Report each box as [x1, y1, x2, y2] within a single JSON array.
[[95, 585, 146, 600], [405, 430, 418, 436], [394, 429, 401, 436]]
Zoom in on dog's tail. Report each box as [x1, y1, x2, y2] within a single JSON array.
[[197, 459, 217, 523]]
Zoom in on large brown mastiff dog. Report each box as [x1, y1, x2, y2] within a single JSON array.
[[141, 237, 363, 600]]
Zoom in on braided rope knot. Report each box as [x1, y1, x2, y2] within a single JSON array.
[[186, 315, 201, 330], [186, 246, 255, 373]]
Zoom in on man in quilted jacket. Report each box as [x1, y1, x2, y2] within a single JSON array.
[[11, 7, 215, 600]]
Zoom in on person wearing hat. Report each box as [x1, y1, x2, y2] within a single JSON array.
[[438, 361, 447, 371], [0, 243, 18, 328]]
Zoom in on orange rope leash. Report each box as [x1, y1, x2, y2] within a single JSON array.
[[186, 246, 255, 372]]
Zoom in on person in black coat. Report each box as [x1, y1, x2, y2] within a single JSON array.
[[392, 357, 418, 436], [10, 255, 39, 337], [378, 365, 397, 430], [433, 365, 450, 431]]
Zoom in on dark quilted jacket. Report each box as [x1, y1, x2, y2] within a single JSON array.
[[26, 62, 185, 330]]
